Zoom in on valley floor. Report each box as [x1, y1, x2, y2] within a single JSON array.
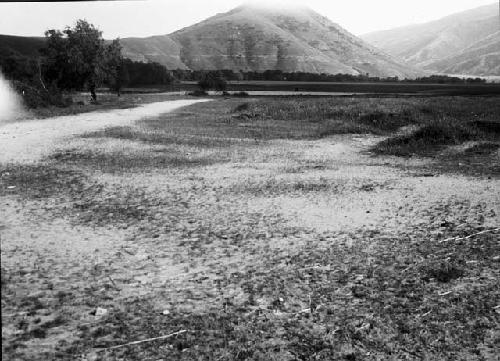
[[1, 96, 499, 360]]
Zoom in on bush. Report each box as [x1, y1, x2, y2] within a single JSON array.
[[358, 111, 414, 131], [233, 103, 250, 112], [421, 259, 465, 283], [372, 121, 477, 156], [13, 80, 71, 108], [198, 73, 227, 92], [188, 90, 208, 97]]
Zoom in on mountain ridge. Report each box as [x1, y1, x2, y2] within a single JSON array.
[[361, 3, 499, 76], [117, 4, 421, 77]]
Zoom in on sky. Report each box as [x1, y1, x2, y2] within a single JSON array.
[[0, 0, 497, 38]]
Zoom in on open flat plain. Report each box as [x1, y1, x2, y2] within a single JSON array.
[[1, 95, 499, 360]]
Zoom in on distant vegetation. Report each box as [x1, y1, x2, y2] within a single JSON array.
[[121, 59, 173, 88], [0, 18, 490, 110], [172, 69, 487, 84], [0, 20, 173, 107], [41, 20, 123, 102], [196, 72, 227, 93]]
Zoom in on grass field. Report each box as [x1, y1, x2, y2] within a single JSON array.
[[1, 95, 499, 360]]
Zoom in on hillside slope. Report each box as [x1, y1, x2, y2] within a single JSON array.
[[430, 31, 500, 76], [0, 34, 45, 57], [119, 35, 188, 70], [0, 4, 421, 77], [120, 4, 420, 77], [361, 3, 499, 75]]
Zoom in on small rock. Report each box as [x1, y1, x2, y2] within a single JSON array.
[[27, 291, 46, 299], [354, 274, 365, 282], [94, 307, 108, 318]]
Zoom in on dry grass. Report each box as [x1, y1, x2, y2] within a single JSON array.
[[21, 92, 191, 120]]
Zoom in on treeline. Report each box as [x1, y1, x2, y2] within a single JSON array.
[[119, 59, 173, 86], [171, 69, 487, 84], [0, 20, 177, 107], [0, 51, 173, 88], [1, 50, 487, 91]]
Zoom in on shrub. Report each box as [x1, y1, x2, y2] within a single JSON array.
[[198, 73, 227, 92], [421, 259, 465, 283], [233, 102, 250, 112], [12, 80, 71, 108], [372, 121, 477, 156], [188, 90, 208, 97], [358, 111, 415, 131]]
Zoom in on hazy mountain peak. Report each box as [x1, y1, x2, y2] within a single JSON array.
[[237, 1, 311, 12], [117, 3, 422, 77]]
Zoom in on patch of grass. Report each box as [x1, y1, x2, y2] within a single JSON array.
[[49, 148, 225, 173], [82, 126, 235, 148], [431, 141, 500, 178], [357, 110, 414, 131], [470, 120, 500, 135], [372, 121, 479, 157], [230, 178, 334, 195], [154, 96, 500, 142], [421, 259, 465, 283], [0, 163, 158, 226], [229, 178, 389, 196], [72, 186, 179, 227], [22, 93, 190, 119], [0, 164, 87, 198], [464, 142, 500, 155], [233, 102, 250, 113], [58, 228, 499, 360]]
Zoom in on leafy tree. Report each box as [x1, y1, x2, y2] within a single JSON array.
[[106, 40, 127, 96], [41, 20, 123, 102], [0, 50, 38, 83], [109, 59, 130, 96]]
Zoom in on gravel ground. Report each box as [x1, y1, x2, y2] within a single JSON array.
[[1, 100, 499, 360]]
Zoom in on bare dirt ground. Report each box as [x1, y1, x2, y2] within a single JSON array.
[[1, 98, 499, 360], [0, 99, 209, 163]]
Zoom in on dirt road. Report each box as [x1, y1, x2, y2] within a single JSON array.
[[0, 99, 210, 163]]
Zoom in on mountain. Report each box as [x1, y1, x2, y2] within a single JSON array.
[[0, 34, 45, 57], [361, 3, 500, 76], [0, 4, 420, 78], [119, 35, 188, 70], [429, 31, 500, 76], [119, 3, 420, 77]]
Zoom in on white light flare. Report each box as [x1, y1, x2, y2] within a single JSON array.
[[0, 72, 25, 123]]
